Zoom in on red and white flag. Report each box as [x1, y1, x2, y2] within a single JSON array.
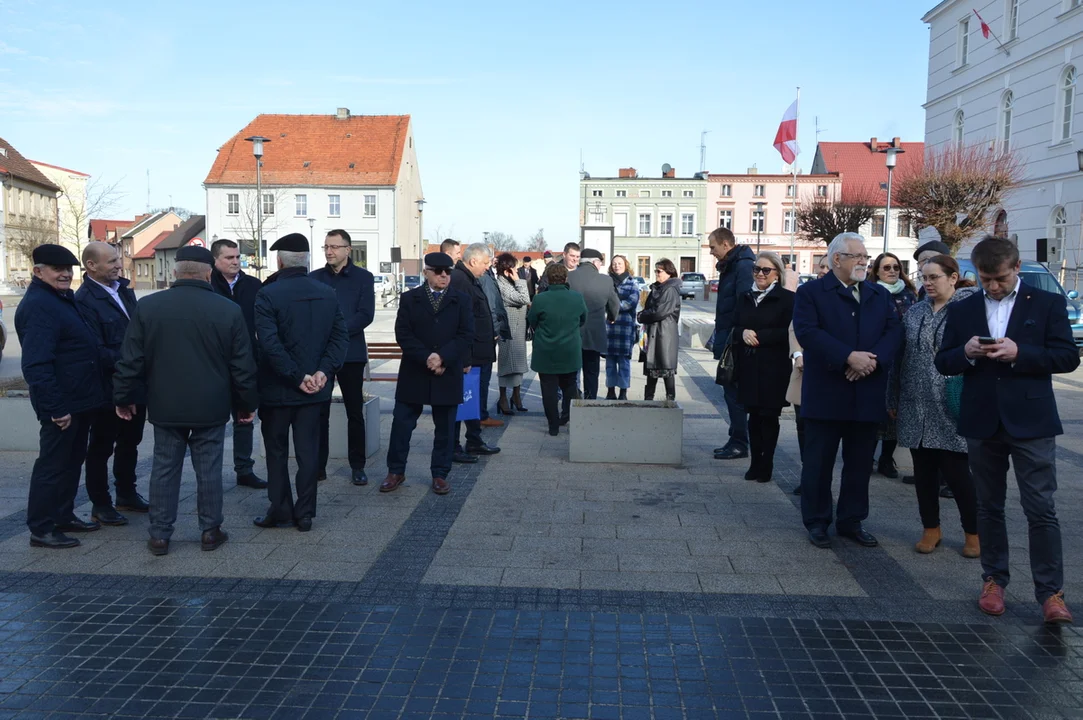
[[773, 100, 800, 164], [973, 8, 990, 38]]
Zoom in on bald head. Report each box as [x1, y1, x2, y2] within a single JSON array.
[[82, 241, 122, 284]]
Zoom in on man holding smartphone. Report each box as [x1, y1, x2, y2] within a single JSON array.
[[936, 236, 1080, 624]]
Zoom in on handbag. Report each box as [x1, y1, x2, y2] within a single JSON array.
[[943, 375, 963, 421], [456, 367, 482, 421], [714, 330, 736, 386]]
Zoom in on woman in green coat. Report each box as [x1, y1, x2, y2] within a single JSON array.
[[528, 263, 587, 435]]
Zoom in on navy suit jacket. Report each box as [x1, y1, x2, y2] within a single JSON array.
[[793, 271, 902, 423], [934, 282, 1079, 440], [75, 275, 138, 401]]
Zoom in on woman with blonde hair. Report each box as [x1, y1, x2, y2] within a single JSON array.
[[605, 255, 638, 400]]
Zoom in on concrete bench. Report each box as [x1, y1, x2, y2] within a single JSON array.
[[569, 399, 683, 465], [680, 317, 715, 349]]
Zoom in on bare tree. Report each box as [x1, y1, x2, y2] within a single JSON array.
[[7, 216, 60, 261], [149, 206, 196, 221], [892, 142, 1025, 254], [58, 176, 123, 259], [526, 228, 546, 252], [225, 188, 291, 268], [486, 231, 518, 251], [424, 225, 456, 250], [796, 187, 878, 244]]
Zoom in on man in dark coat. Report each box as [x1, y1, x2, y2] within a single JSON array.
[[710, 227, 755, 459], [519, 256, 539, 298], [310, 229, 376, 487], [113, 246, 259, 556], [253, 234, 349, 532], [449, 242, 501, 462], [935, 236, 1080, 624], [15, 244, 106, 549], [75, 241, 145, 527], [793, 232, 901, 550], [210, 238, 266, 489], [380, 252, 474, 495], [567, 248, 619, 399]]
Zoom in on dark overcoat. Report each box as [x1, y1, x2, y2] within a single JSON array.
[[395, 285, 475, 406], [639, 278, 682, 372], [450, 262, 496, 365], [935, 281, 1079, 440], [792, 271, 902, 423], [733, 284, 795, 409], [567, 264, 619, 354], [528, 284, 587, 375], [713, 244, 755, 359], [74, 275, 138, 401]]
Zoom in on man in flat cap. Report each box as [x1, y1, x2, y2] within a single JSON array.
[[113, 245, 259, 555], [15, 244, 106, 548], [567, 248, 619, 400], [381, 251, 473, 495], [254, 234, 348, 532]]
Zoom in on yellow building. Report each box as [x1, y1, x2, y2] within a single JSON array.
[[0, 137, 60, 286], [29, 160, 89, 262]]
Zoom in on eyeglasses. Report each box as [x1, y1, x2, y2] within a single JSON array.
[[879, 264, 900, 272], [752, 267, 776, 276], [425, 267, 452, 275], [322, 244, 349, 251], [839, 253, 872, 262], [922, 273, 946, 283], [654, 268, 665, 274]]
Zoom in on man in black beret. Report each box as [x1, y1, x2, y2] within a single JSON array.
[[15, 244, 106, 548], [113, 244, 259, 555], [381, 251, 474, 495], [253, 234, 349, 532]]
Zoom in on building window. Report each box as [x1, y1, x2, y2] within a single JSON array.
[[953, 110, 965, 149], [993, 209, 1008, 236], [783, 210, 796, 234], [638, 213, 652, 236], [958, 18, 970, 67], [816, 185, 828, 197], [1000, 91, 1013, 153], [898, 217, 914, 238], [589, 205, 606, 223], [364, 194, 376, 217], [639, 190, 651, 198], [721, 184, 732, 197], [616, 190, 627, 197], [637, 256, 651, 277], [661, 190, 673, 198], [871, 214, 885, 237], [719, 210, 733, 229], [329, 194, 341, 216], [681, 213, 695, 236], [295, 194, 307, 217], [786, 184, 796, 198], [1057, 66, 1076, 142], [227, 193, 239, 215], [1005, 0, 1018, 40], [660, 213, 673, 236], [753, 184, 765, 197], [262, 193, 275, 215], [1051, 206, 1068, 250], [683, 190, 694, 198], [591, 189, 603, 197], [751, 210, 764, 233]]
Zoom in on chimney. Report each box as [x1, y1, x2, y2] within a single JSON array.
[[892, 136, 902, 148], [618, 167, 637, 178], [336, 107, 350, 120], [747, 165, 758, 175], [663, 166, 676, 178], [870, 137, 878, 151]]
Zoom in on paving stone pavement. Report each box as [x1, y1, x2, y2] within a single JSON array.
[[0, 309, 1082, 718]]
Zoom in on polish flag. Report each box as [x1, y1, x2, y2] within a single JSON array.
[[973, 8, 990, 38], [773, 100, 800, 164]]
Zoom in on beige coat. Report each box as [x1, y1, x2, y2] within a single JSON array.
[[785, 321, 802, 406]]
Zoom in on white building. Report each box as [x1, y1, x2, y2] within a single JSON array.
[[922, 0, 1082, 286], [204, 108, 423, 276]]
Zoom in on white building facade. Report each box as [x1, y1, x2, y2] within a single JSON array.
[[923, 0, 1083, 286]]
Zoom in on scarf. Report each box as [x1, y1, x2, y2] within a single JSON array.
[[751, 282, 777, 306], [878, 278, 907, 295], [610, 271, 630, 289]]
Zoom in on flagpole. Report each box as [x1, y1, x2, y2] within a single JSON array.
[[790, 87, 799, 278]]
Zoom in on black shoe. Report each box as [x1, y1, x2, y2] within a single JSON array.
[[606, 388, 617, 400], [714, 446, 749, 460], [253, 514, 293, 529], [744, 466, 760, 481], [548, 428, 559, 436], [352, 470, 368, 486], [317, 472, 327, 482], [297, 517, 312, 532], [559, 415, 570, 426], [838, 526, 879, 547], [237, 473, 268, 489], [453, 452, 479, 464], [618, 390, 628, 400], [466, 444, 501, 456], [115, 493, 149, 513], [939, 484, 955, 499], [901, 475, 916, 485], [808, 528, 831, 549], [56, 518, 101, 533], [877, 460, 899, 479], [30, 532, 80, 549], [91, 505, 128, 527], [792, 486, 802, 495]]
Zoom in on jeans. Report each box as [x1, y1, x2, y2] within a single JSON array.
[[387, 402, 457, 479], [147, 424, 226, 541], [721, 381, 748, 451], [968, 428, 1063, 603], [581, 350, 601, 399], [800, 419, 879, 533], [605, 355, 631, 390], [540, 373, 577, 431], [911, 447, 977, 534], [27, 412, 93, 535], [318, 361, 368, 472], [85, 405, 146, 506]]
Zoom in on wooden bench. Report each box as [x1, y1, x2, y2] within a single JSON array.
[[366, 342, 402, 382]]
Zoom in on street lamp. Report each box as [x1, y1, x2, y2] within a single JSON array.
[[245, 135, 271, 274], [308, 217, 315, 239], [416, 198, 426, 272], [878, 145, 906, 254], [755, 202, 764, 252]]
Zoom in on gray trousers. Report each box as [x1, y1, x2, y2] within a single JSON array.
[[148, 424, 226, 541], [968, 427, 1063, 604], [231, 411, 255, 476]]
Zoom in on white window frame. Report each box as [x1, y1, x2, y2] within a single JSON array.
[[719, 209, 733, 230], [953, 110, 965, 149], [786, 184, 796, 198], [1051, 206, 1068, 249], [262, 193, 275, 216], [616, 189, 627, 198], [363, 194, 377, 218], [659, 213, 673, 236], [1000, 90, 1013, 153], [295, 194, 307, 217], [721, 184, 732, 197], [958, 17, 970, 67], [589, 205, 606, 223], [816, 185, 828, 198], [682, 190, 694, 198], [227, 193, 239, 215], [680, 213, 695, 236], [751, 209, 765, 233], [783, 210, 796, 234], [328, 194, 341, 217], [753, 184, 765, 198], [1055, 66, 1076, 143], [638, 212, 652, 237], [661, 190, 673, 198], [591, 189, 603, 197], [1005, 0, 1019, 41]]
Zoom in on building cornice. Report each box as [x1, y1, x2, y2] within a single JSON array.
[[707, 174, 840, 183], [921, 0, 961, 24]]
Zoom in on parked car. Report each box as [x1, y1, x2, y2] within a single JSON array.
[[0, 298, 6, 365], [956, 259, 1083, 350], [709, 279, 719, 293], [403, 275, 421, 291], [799, 274, 816, 285], [373, 273, 396, 298], [679, 272, 706, 299], [631, 276, 648, 292]]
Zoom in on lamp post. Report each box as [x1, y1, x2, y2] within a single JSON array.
[[878, 146, 905, 255], [245, 136, 271, 275], [308, 217, 315, 240], [416, 198, 426, 273], [755, 201, 764, 252]]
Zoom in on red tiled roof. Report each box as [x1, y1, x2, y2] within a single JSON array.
[[134, 230, 171, 259], [0, 137, 61, 192], [89, 219, 134, 241], [28, 160, 90, 177], [813, 140, 924, 204], [204, 113, 411, 187]]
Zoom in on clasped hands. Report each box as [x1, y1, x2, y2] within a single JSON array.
[[964, 335, 1018, 363], [299, 371, 328, 395], [845, 351, 877, 382], [427, 353, 447, 376]]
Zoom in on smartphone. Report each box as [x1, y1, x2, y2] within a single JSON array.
[[978, 336, 997, 345]]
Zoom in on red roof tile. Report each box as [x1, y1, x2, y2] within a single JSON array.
[[812, 140, 924, 204], [204, 113, 411, 187], [134, 230, 171, 259], [89, 219, 134, 241], [0, 137, 61, 192]]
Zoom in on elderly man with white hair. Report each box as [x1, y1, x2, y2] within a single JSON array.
[[792, 232, 902, 549]]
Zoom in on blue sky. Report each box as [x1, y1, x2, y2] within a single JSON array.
[[1, 0, 935, 248]]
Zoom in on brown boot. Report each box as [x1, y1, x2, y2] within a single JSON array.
[[962, 533, 981, 558], [914, 527, 942, 554]]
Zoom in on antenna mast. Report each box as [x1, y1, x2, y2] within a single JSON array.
[[815, 116, 828, 142]]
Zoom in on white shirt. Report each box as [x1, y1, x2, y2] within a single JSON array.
[[90, 277, 129, 319], [984, 277, 1020, 338]]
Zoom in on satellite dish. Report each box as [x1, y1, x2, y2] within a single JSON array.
[[661, 163, 672, 174]]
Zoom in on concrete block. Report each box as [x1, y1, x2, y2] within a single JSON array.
[[260, 395, 380, 459], [568, 400, 682, 465], [0, 394, 39, 451], [679, 317, 714, 349]]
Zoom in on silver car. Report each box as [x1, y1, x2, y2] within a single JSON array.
[[679, 272, 706, 299]]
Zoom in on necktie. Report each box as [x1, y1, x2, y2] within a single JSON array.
[[851, 286, 860, 302], [433, 291, 442, 303]]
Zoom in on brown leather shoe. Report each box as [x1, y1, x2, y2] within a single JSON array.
[[480, 418, 504, 428], [200, 527, 228, 552], [1043, 592, 1073, 624], [961, 533, 980, 559], [431, 477, 451, 495], [147, 538, 169, 556], [380, 473, 405, 493], [979, 578, 1006, 616], [914, 527, 942, 554]]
